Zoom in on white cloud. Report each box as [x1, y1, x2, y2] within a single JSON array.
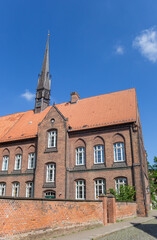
[[115, 46, 124, 55], [21, 89, 35, 101], [133, 27, 157, 62]]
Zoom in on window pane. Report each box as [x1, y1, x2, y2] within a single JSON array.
[[95, 179, 105, 199], [94, 145, 104, 164], [48, 131, 57, 148], [76, 180, 85, 199], [76, 147, 85, 165], [114, 143, 125, 162]]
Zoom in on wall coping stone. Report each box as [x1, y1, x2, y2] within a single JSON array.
[[0, 196, 102, 203]]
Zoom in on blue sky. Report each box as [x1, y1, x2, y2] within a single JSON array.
[[0, 0, 157, 164]]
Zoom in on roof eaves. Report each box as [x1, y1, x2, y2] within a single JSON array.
[[68, 119, 136, 132], [0, 134, 37, 143]]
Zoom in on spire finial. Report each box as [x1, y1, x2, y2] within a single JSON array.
[[48, 30, 50, 37]]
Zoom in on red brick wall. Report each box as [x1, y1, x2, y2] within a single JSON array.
[[116, 202, 137, 220], [34, 106, 67, 199], [0, 139, 36, 197], [67, 126, 133, 200], [0, 198, 103, 237]]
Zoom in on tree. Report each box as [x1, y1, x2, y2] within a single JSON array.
[[148, 157, 157, 208]]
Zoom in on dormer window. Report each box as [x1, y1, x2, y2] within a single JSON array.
[[48, 130, 57, 148]]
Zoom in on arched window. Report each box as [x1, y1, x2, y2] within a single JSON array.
[[94, 145, 104, 164], [12, 182, 20, 197], [0, 182, 6, 196], [45, 191, 56, 199], [2, 156, 9, 171], [46, 163, 56, 183], [14, 154, 22, 170], [28, 153, 35, 169], [48, 130, 57, 148], [14, 147, 22, 170], [26, 182, 33, 198], [115, 177, 127, 193], [2, 149, 9, 171], [75, 179, 85, 200], [76, 147, 85, 165], [113, 143, 125, 162], [94, 179, 106, 199]]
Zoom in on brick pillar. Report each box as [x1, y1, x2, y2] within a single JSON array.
[[99, 195, 107, 225], [107, 195, 116, 223]]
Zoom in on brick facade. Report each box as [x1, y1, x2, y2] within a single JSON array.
[[0, 38, 150, 218]]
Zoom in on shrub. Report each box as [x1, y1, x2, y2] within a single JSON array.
[[109, 185, 135, 202]]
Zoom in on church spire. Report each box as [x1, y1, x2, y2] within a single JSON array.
[[35, 33, 51, 113]]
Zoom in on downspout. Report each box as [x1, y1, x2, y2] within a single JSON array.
[[64, 120, 68, 199], [129, 125, 135, 193], [137, 128, 148, 216]]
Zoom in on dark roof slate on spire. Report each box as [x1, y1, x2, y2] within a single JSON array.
[[37, 34, 50, 90]]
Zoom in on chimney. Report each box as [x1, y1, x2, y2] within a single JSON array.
[[70, 92, 80, 104]]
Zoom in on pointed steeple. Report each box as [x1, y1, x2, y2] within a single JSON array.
[[35, 33, 51, 113]]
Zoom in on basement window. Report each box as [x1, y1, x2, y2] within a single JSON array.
[[45, 191, 56, 199]]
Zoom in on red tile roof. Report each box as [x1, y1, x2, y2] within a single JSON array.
[[56, 88, 137, 131], [0, 88, 137, 142], [0, 107, 51, 143]]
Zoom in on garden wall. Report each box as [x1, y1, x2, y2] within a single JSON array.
[[0, 197, 103, 237], [116, 201, 137, 220], [0, 197, 137, 238]]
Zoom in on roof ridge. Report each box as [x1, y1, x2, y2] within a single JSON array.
[[56, 88, 135, 106], [0, 109, 33, 118]]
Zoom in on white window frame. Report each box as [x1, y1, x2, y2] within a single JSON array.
[[12, 182, 19, 197], [26, 182, 33, 198], [114, 143, 125, 162], [115, 178, 127, 193], [76, 180, 85, 200], [95, 179, 105, 199], [76, 147, 85, 165], [28, 153, 35, 169], [2, 155, 9, 171], [45, 191, 56, 199], [0, 183, 6, 196], [46, 163, 55, 182], [48, 130, 57, 148], [94, 145, 104, 164], [14, 154, 22, 170]]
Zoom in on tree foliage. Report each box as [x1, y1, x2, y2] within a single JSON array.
[[109, 185, 135, 202], [148, 157, 157, 208]]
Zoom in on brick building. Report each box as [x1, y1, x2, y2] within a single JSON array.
[[0, 35, 150, 216]]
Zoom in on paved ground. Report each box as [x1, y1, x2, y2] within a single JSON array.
[[99, 218, 157, 240], [11, 210, 157, 240]]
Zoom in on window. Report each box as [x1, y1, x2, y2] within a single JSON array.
[[28, 153, 35, 169], [115, 178, 127, 193], [76, 147, 85, 165], [2, 155, 9, 171], [45, 191, 56, 199], [76, 180, 85, 200], [94, 145, 104, 164], [46, 163, 55, 182], [12, 182, 19, 197], [114, 143, 125, 162], [95, 179, 105, 199], [48, 130, 57, 148], [0, 183, 6, 196], [14, 154, 22, 170], [26, 182, 33, 198]]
